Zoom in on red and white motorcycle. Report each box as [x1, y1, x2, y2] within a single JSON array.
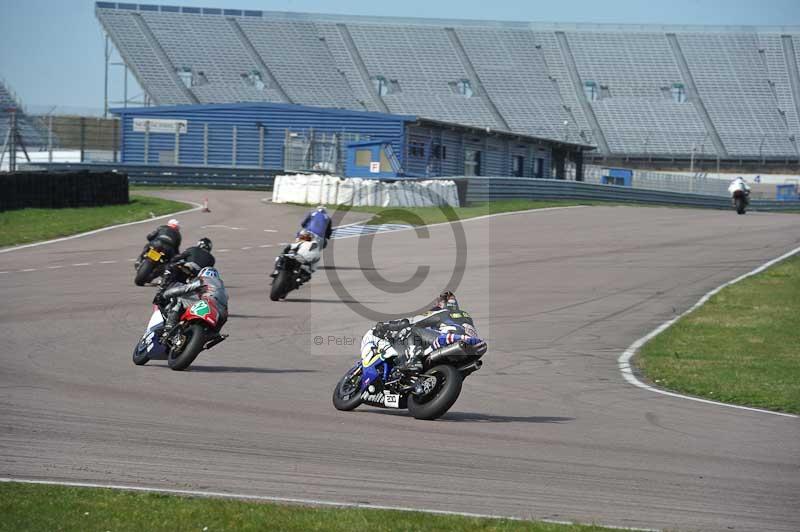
[[132, 298, 227, 371]]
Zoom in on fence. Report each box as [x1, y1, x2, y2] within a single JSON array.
[[283, 130, 370, 175], [583, 164, 731, 196], [456, 177, 800, 212], [0, 170, 128, 211]]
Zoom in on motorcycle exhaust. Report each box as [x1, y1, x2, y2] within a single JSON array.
[[427, 341, 470, 365], [458, 359, 483, 375]]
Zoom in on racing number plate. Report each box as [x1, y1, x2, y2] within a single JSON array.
[[146, 249, 164, 261], [383, 393, 400, 408]]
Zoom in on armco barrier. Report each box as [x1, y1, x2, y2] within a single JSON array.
[[19, 162, 275, 189], [456, 177, 800, 212], [0, 170, 128, 211]]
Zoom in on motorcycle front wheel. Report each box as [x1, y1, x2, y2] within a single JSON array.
[[132, 339, 150, 366], [332, 365, 364, 411], [167, 323, 206, 371], [269, 269, 291, 301], [407, 364, 463, 420]]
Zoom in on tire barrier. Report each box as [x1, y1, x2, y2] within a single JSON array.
[[0, 170, 129, 212]]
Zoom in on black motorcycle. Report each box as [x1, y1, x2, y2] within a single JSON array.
[[269, 238, 318, 301], [134, 242, 173, 286], [732, 189, 749, 215], [332, 337, 487, 420]]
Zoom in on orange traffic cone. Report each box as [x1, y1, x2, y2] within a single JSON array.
[[202, 198, 211, 213]]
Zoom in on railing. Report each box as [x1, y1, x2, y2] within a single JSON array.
[[456, 177, 800, 212]]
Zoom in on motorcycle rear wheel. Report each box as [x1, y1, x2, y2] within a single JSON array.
[[407, 364, 463, 420], [167, 323, 206, 371], [332, 365, 364, 411], [735, 197, 747, 215], [134, 260, 155, 286]]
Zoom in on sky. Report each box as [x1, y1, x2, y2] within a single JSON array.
[[1, 0, 799, 115]]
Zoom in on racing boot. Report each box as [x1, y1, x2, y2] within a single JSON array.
[[394, 347, 423, 373]]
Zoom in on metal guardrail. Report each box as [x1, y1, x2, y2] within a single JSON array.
[[18, 162, 275, 189], [457, 177, 800, 212]]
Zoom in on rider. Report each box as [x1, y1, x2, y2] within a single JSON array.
[[157, 266, 229, 339], [727, 176, 751, 197], [300, 205, 332, 248], [364, 291, 482, 372], [163, 237, 215, 284], [139, 219, 182, 265]]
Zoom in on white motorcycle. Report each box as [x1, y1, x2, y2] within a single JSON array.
[[269, 233, 321, 301]]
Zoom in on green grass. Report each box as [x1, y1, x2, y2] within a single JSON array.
[[0, 482, 619, 532], [638, 254, 800, 414], [0, 195, 190, 247]]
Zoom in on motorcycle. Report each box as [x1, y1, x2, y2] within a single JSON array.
[[269, 235, 320, 301], [332, 335, 488, 420], [732, 189, 749, 215], [134, 242, 173, 286], [132, 296, 228, 371]]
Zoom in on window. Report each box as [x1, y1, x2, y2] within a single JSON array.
[[380, 149, 392, 172], [464, 149, 481, 176], [512, 155, 525, 177], [177, 67, 192, 88], [355, 149, 372, 167], [371, 76, 399, 96], [534, 158, 544, 178], [583, 80, 598, 101], [242, 70, 266, 91], [409, 141, 425, 158], [450, 79, 474, 98], [671, 83, 686, 103], [433, 144, 447, 160]]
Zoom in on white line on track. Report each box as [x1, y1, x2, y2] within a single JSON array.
[[47, 265, 63, 270], [0, 271, 7, 274], [258, 244, 272, 248], [263, 229, 277, 232], [19, 268, 37, 272], [618, 245, 800, 419], [99, 260, 117, 264], [217, 248, 230, 253], [241, 246, 252, 250], [0, 478, 658, 532], [72, 263, 91, 267], [0, 202, 203, 254]]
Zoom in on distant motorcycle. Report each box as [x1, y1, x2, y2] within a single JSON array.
[[134, 243, 172, 286], [269, 234, 320, 301], [132, 295, 227, 371], [732, 189, 749, 215], [332, 335, 488, 420]]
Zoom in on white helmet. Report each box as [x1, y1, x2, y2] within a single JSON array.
[[167, 219, 180, 229]]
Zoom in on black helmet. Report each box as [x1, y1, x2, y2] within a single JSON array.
[[197, 237, 212, 251], [435, 290, 459, 310]]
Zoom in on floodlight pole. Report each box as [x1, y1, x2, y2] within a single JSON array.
[[104, 34, 110, 118]]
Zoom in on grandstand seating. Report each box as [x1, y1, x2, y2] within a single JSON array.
[[0, 81, 49, 148], [94, 3, 800, 160]]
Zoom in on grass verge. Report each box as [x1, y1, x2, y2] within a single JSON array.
[[0, 482, 619, 532], [637, 254, 800, 414], [0, 195, 191, 248]]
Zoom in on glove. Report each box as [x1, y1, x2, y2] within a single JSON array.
[[152, 292, 166, 307]]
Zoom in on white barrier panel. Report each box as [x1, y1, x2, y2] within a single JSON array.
[[272, 174, 460, 207]]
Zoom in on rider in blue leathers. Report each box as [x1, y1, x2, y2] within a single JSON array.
[[366, 291, 482, 372], [300, 206, 333, 248]]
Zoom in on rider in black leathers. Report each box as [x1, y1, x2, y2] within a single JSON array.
[[373, 291, 480, 371], [162, 237, 215, 284], [138, 219, 182, 265]]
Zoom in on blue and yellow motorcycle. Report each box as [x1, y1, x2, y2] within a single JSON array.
[[332, 336, 487, 420]]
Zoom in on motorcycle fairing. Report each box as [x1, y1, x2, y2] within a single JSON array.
[[181, 299, 219, 328], [136, 306, 168, 360]]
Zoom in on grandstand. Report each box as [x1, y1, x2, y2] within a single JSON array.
[[95, 2, 800, 163], [0, 80, 50, 149]]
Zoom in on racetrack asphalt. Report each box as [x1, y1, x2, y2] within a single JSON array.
[[1, 190, 798, 531]]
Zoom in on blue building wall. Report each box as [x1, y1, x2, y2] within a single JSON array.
[[113, 102, 572, 178], [113, 103, 411, 169]]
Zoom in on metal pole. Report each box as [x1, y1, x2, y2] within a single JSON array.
[[123, 64, 128, 109], [104, 34, 110, 118], [203, 123, 208, 166], [232, 125, 237, 167], [258, 125, 264, 168], [144, 121, 150, 164], [47, 114, 53, 163], [9, 110, 17, 173], [79, 117, 86, 163], [174, 123, 180, 165], [690, 144, 695, 174]]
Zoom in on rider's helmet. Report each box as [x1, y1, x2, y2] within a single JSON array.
[[198, 267, 219, 279], [167, 219, 180, 230], [316, 205, 327, 215], [435, 290, 459, 311], [297, 231, 314, 242], [197, 237, 212, 251]]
